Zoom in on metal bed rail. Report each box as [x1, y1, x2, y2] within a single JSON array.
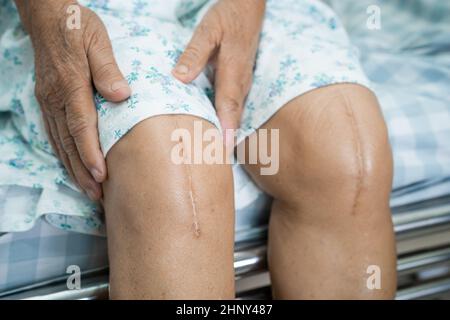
[[2, 239, 450, 300], [1, 195, 450, 300]]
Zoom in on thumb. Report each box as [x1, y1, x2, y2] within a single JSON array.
[[87, 30, 131, 102]]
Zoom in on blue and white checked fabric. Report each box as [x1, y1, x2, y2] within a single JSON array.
[[326, 0, 450, 190], [0, 215, 108, 293]]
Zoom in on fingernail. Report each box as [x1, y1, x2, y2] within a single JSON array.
[[174, 64, 189, 75], [90, 168, 104, 183], [111, 80, 130, 92]]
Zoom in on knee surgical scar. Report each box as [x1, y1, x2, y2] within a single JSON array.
[[339, 90, 364, 216], [177, 125, 201, 237], [187, 165, 201, 237]]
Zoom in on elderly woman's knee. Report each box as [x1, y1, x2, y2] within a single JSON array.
[[253, 84, 393, 206], [103, 115, 234, 230]]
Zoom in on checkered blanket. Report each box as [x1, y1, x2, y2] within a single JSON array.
[[326, 0, 450, 191], [1, 0, 449, 294], [0, 217, 108, 294]]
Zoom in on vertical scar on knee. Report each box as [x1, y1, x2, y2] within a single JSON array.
[[339, 90, 364, 216], [176, 120, 200, 237], [187, 167, 201, 237]]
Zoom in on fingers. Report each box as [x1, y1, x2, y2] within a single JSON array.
[[64, 85, 107, 183], [214, 43, 254, 148], [44, 84, 106, 201], [40, 87, 104, 201], [87, 24, 131, 102], [55, 110, 102, 201], [172, 20, 221, 83], [44, 116, 78, 187]]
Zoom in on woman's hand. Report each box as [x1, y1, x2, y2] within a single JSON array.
[[172, 0, 265, 147], [15, 0, 131, 200]]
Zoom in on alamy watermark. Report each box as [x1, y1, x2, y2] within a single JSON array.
[[66, 5, 81, 30], [366, 265, 382, 290], [170, 120, 280, 175], [367, 5, 381, 30], [66, 265, 81, 290]]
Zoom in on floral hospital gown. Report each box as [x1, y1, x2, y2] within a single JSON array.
[[0, 0, 370, 235]]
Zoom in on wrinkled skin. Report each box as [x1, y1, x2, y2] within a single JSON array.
[[15, 0, 131, 200]]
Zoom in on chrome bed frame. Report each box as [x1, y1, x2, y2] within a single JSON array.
[[1, 195, 450, 300]]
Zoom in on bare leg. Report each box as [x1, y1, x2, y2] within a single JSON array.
[[103, 115, 235, 299], [241, 84, 397, 299]]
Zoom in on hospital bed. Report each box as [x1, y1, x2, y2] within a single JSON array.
[[1, 0, 449, 299], [1, 190, 450, 300]]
